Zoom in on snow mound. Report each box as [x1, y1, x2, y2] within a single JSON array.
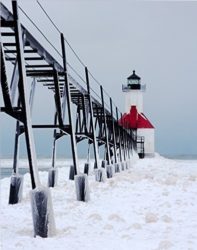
[[145, 212, 158, 223]]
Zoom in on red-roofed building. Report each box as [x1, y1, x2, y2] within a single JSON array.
[[121, 71, 155, 157]]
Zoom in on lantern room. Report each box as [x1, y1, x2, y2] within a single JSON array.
[[127, 70, 141, 89]]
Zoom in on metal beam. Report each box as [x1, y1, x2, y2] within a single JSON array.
[[85, 67, 99, 169], [0, 44, 13, 111], [110, 98, 117, 163], [12, 0, 40, 189], [53, 69, 63, 126], [100, 85, 111, 165], [0, 2, 63, 72], [61, 33, 78, 175], [13, 118, 20, 174], [121, 113, 126, 161], [116, 107, 122, 162]]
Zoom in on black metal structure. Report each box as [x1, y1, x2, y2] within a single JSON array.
[[0, 1, 144, 191]]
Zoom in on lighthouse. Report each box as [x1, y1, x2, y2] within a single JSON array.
[[121, 70, 155, 157]]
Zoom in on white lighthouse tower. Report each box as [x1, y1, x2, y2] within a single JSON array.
[[123, 70, 144, 113], [121, 70, 155, 157]]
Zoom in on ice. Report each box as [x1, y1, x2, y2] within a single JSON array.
[[69, 165, 75, 180], [114, 163, 121, 173], [106, 164, 115, 178], [30, 186, 56, 237], [74, 174, 90, 202], [101, 160, 107, 168], [1, 156, 197, 249], [9, 174, 23, 204], [48, 168, 58, 187], [95, 168, 106, 182], [83, 163, 89, 175], [121, 161, 125, 171]]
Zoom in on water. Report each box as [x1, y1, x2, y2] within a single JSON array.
[[0, 167, 46, 179], [0, 158, 68, 180], [164, 154, 197, 160], [0, 158, 86, 179]]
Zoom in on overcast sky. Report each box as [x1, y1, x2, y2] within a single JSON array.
[[1, 0, 197, 158]]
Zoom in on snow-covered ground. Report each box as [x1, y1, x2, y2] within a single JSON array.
[[0, 154, 197, 250]]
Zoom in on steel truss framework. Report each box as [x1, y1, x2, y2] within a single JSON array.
[[0, 1, 144, 189]]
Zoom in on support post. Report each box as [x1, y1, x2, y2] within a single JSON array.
[[100, 86, 111, 165], [116, 107, 122, 162], [9, 174, 23, 204], [12, 1, 55, 237], [0, 44, 13, 111], [74, 174, 90, 202], [60, 33, 78, 175], [48, 113, 58, 187], [9, 77, 36, 204], [13, 119, 20, 174], [110, 98, 117, 164], [85, 67, 99, 169], [9, 110, 23, 205], [53, 69, 63, 126], [129, 129, 133, 155], [121, 113, 126, 162], [81, 94, 88, 134], [13, 0, 40, 189], [51, 116, 57, 169]]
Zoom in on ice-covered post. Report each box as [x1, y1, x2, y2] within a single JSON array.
[[49, 135, 57, 183], [48, 128, 58, 187], [31, 187, 56, 237], [94, 158, 107, 182], [9, 78, 36, 204], [100, 86, 111, 165], [114, 107, 122, 172], [74, 174, 90, 202], [116, 108, 122, 162], [84, 143, 90, 175], [12, 0, 55, 237], [121, 113, 127, 161], [61, 33, 89, 201], [74, 171, 90, 201], [101, 159, 107, 168], [125, 132, 131, 169], [69, 165, 75, 180], [60, 34, 78, 175], [84, 163, 89, 175], [86, 67, 105, 182], [82, 95, 90, 175], [48, 96, 59, 187], [95, 168, 106, 182], [9, 119, 23, 205], [110, 98, 121, 174], [120, 113, 127, 170], [100, 86, 114, 178], [85, 67, 99, 169]]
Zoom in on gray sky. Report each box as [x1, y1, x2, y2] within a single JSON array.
[[1, 0, 197, 158]]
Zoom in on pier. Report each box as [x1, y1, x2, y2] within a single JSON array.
[[0, 0, 144, 237]]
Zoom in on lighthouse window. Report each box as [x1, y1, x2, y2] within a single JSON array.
[[131, 79, 139, 85]]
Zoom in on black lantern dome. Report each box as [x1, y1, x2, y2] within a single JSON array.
[[127, 70, 141, 89]]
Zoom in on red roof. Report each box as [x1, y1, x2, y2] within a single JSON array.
[[119, 106, 154, 129]]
